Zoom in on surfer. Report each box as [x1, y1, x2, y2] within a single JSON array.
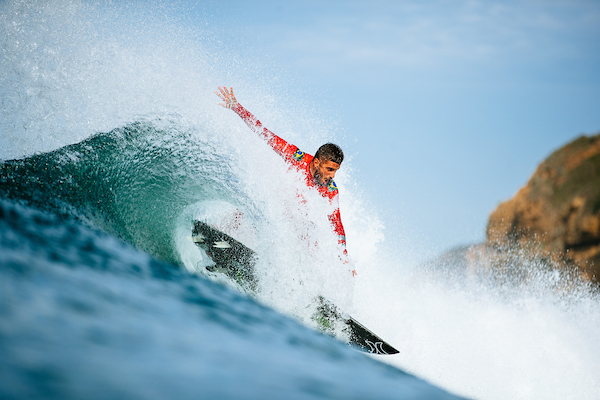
[[216, 86, 356, 277]]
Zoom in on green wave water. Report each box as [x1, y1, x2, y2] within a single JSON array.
[[1, 119, 253, 264]]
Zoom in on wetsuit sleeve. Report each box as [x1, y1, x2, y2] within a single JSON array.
[[233, 103, 298, 162], [328, 192, 348, 257]]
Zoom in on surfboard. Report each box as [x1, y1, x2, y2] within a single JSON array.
[[191, 220, 399, 355]]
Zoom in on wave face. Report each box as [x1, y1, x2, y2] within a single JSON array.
[[1, 120, 247, 265], [1, 1, 600, 400]]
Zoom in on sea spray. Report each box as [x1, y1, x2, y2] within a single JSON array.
[[358, 242, 600, 400]]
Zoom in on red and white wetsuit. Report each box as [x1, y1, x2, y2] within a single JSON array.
[[233, 103, 347, 255]]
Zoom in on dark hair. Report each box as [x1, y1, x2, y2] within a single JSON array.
[[314, 143, 344, 165]]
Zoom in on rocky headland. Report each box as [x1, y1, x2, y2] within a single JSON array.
[[485, 133, 600, 284], [422, 133, 600, 289]]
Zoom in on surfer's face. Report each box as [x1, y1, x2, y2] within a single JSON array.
[[312, 159, 340, 186]]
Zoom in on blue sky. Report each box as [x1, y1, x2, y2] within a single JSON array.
[[190, 0, 600, 261]]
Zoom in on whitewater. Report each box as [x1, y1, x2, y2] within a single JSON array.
[[1, 2, 599, 399]]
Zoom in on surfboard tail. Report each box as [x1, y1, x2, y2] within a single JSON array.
[[344, 317, 399, 355], [312, 296, 399, 355]]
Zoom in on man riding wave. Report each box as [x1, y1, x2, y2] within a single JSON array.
[[216, 86, 356, 277]]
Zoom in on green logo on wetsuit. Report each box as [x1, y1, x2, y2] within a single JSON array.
[[292, 149, 305, 161], [328, 180, 338, 192]]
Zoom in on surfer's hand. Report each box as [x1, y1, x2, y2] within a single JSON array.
[[216, 86, 238, 109]]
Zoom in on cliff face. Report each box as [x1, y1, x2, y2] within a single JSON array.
[[486, 133, 600, 282]]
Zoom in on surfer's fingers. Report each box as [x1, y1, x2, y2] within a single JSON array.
[[219, 86, 229, 97]]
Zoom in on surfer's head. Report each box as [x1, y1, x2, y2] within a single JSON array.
[[315, 143, 344, 165], [311, 143, 343, 186]]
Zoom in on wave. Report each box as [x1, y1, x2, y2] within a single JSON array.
[[1, 119, 235, 262]]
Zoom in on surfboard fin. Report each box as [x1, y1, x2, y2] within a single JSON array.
[[189, 234, 205, 243]]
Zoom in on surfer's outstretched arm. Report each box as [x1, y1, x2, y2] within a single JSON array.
[[216, 86, 297, 158], [216, 86, 277, 141]]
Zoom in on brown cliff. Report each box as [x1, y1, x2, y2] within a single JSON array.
[[486, 133, 600, 283]]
